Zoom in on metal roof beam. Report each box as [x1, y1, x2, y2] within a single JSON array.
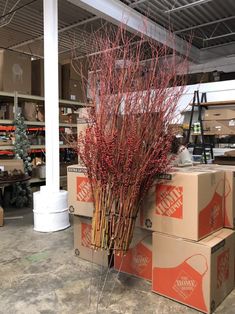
[[9, 16, 98, 49], [68, 0, 200, 62], [175, 16, 235, 34], [130, 0, 147, 8], [165, 0, 214, 14], [204, 31, 235, 42]]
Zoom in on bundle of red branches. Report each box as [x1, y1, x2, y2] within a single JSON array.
[[75, 24, 188, 255]]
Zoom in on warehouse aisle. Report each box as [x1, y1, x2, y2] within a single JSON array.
[[0, 208, 234, 314]]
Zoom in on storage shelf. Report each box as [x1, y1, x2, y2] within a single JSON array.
[[0, 120, 77, 128], [190, 100, 235, 107], [17, 93, 44, 102], [0, 144, 72, 151], [0, 119, 14, 125]]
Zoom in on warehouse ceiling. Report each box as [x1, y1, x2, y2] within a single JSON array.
[[0, 0, 235, 64]]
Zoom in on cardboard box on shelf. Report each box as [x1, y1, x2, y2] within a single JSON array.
[[139, 167, 224, 241], [22, 102, 37, 121], [114, 228, 152, 281], [152, 229, 235, 314], [60, 112, 77, 124], [0, 103, 14, 120], [62, 61, 88, 102], [62, 79, 85, 102], [203, 120, 235, 135], [0, 139, 12, 146], [204, 109, 235, 121], [67, 165, 94, 217], [0, 207, 3, 227], [74, 215, 110, 267], [62, 61, 88, 82], [31, 59, 62, 97], [0, 159, 24, 172], [0, 50, 31, 94]]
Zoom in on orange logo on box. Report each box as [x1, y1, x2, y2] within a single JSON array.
[[81, 222, 92, 248], [115, 241, 152, 281], [153, 256, 208, 312], [173, 270, 197, 299], [217, 249, 229, 288], [156, 184, 183, 219], [77, 177, 93, 202]]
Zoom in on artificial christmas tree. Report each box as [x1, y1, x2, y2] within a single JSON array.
[[11, 113, 32, 207]]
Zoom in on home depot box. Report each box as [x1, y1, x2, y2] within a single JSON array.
[[0, 50, 31, 94], [152, 229, 235, 314], [67, 165, 93, 217], [31, 59, 62, 97], [204, 120, 235, 135], [0, 159, 24, 172], [114, 228, 152, 281], [74, 215, 110, 267], [204, 109, 235, 121], [0, 207, 3, 227], [139, 168, 224, 241], [193, 164, 235, 229]]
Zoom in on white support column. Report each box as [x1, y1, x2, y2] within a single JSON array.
[[33, 0, 70, 232], [44, 0, 60, 192]]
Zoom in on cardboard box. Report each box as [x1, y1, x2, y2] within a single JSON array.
[[204, 109, 235, 121], [194, 164, 235, 229], [62, 79, 85, 102], [114, 228, 152, 281], [152, 229, 235, 314], [31, 59, 62, 97], [0, 207, 3, 227], [67, 165, 93, 217], [22, 102, 37, 121], [74, 215, 110, 267], [62, 61, 88, 102], [0, 159, 24, 172], [203, 120, 235, 135], [0, 103, 14, 119], [0, 50, 31, 94], [139, 168, 224, 241]]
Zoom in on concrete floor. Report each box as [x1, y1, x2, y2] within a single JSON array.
[[0, 208, 235, 314]]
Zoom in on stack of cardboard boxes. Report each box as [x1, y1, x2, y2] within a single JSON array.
[[139, 166, 235, 313], [68, 164, 235, 313]]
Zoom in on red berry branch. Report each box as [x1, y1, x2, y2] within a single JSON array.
[[74, 24, 188, 255]]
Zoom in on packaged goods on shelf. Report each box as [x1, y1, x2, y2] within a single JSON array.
[[114, 228, 152, 281], [36, 105, 44, 122], [22, 102, 37, 121], [204, 109, 235, 121], [139, 167, 224, 241], [67, 165, 93, 217], [0, 159, 24, 172], [204, 120, 235, 135], [74, 215, 110, 267], [0, 50, 31, 94], [152, 229, 235, 314], [0, 103, 14, 120]]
